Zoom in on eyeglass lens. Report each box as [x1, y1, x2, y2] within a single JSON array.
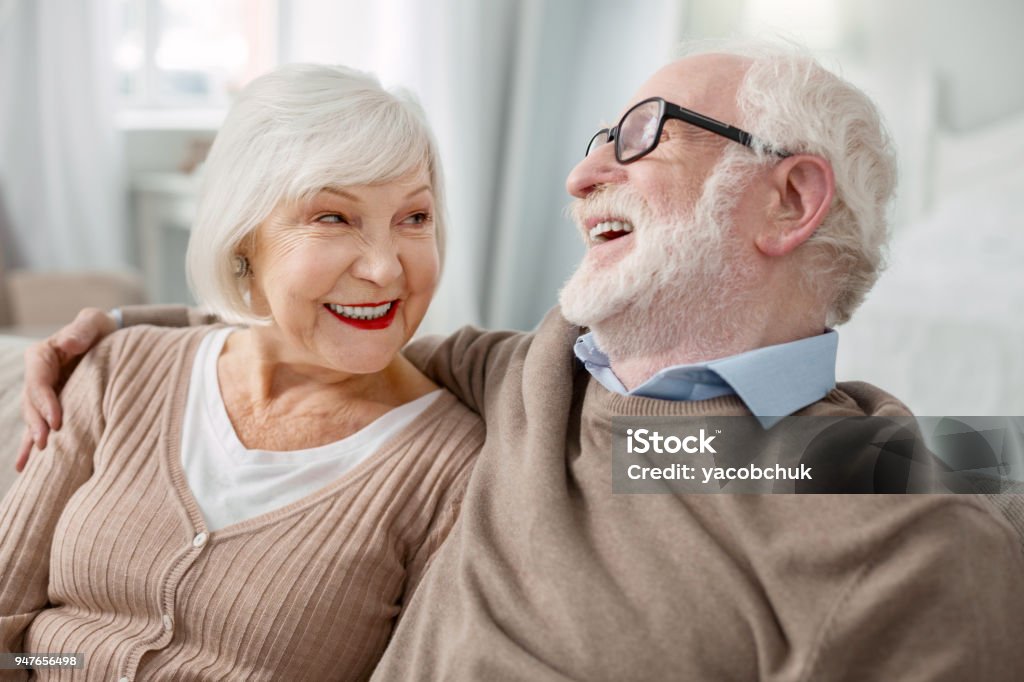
[[618, 99, 662, 162]]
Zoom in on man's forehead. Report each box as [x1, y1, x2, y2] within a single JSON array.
[[619, 53, 750, 121]]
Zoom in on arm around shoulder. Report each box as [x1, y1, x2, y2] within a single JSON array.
[[402, 325, 529, 416], [120, 304, 220, 328]]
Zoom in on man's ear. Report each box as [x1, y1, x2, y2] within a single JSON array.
[[755, 154, 835, 257]]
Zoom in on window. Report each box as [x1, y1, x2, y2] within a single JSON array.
[[114, 0, 278, 114]]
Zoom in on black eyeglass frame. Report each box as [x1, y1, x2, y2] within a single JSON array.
[[586, 96, 790, 164]]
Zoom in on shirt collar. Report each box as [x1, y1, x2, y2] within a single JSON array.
[[573, 331, 838, 428]]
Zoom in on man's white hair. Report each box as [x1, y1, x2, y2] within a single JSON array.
[[679, 39, 898, 326], [186, 63, 447, 325]]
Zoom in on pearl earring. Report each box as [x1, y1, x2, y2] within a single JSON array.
[[233, 255, 251, 278]]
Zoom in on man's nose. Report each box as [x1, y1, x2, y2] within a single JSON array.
[[565, 142, 627, 199]]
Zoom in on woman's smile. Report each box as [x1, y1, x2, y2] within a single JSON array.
[[323, 300, 400, 330]]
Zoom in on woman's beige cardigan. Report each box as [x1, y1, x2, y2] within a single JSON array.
[[0, 325, 483, 681]]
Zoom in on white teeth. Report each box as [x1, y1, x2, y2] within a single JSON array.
[[326, 302, 394, 320], [588, 220, 635, 242]]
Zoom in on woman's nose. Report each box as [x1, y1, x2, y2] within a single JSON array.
[[350, 239, 403, 286]]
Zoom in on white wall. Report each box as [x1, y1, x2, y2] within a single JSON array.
[[924, 0, 1024, 131]]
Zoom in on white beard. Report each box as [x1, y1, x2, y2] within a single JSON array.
[[558, 162, 758, 363]]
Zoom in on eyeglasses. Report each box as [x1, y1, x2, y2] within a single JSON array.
[[585, 96, 789, 164]]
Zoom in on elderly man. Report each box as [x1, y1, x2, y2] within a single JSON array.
[[17, 43, 1024, 679]]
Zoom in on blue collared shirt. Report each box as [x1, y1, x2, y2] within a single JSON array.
[[573, 331, 839, 428]]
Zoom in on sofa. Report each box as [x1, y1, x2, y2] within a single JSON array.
[[0, 335, 30, 497]]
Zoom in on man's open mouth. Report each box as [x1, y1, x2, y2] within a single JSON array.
[[589, 220, 635, 244]]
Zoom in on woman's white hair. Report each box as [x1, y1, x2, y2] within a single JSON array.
[[186, 63, 447, 325], [679, 39, 898, 326]]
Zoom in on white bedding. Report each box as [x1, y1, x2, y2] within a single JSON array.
[[836, 162, 1024, 415]]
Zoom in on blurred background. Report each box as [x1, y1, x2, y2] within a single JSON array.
[[0, 0, 1021, 415]]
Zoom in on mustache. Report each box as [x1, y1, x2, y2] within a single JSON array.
[[568, 185, 656, 230]]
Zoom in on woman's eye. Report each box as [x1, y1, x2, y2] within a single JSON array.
[[402, 212, 431, 226], [316, 213, 348, 225]]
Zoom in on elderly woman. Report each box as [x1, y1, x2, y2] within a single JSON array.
[[0, 64, 483, 680]]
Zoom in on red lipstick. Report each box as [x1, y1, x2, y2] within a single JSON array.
[[324, 301, 399, 330]]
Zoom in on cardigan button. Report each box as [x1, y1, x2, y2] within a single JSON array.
[[193, 532, 208, 548], [119, 677, 129, 682], [162, 613, 173, 631]]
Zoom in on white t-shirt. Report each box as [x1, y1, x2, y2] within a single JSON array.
[[180, 327, 441, 531]]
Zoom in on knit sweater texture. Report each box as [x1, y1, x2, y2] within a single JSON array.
[[38, 305, 1024, 680], [368, 307, 1024, 681], [0, 325, 484, 681]]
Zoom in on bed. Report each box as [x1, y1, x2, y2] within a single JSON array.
[[835, 106, 1024, 417]]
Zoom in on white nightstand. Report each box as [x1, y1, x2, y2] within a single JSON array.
[[132, 172, 199, 304]]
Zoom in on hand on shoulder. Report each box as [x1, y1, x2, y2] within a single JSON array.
[[17, 308, 117, 470]]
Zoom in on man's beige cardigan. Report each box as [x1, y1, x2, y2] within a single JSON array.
[[0, 325, 484, 681]]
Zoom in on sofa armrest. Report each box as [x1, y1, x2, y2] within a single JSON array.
[[5, 270, 145, 327], [0, 335, 30, 499]]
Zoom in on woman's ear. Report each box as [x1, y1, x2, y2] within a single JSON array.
[[755, 154, 835, 257], [235, 232, 269, 315]]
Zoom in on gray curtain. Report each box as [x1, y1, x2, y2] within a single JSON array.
[[0, 0, 126, 271], [479, 0, 684, 330]]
